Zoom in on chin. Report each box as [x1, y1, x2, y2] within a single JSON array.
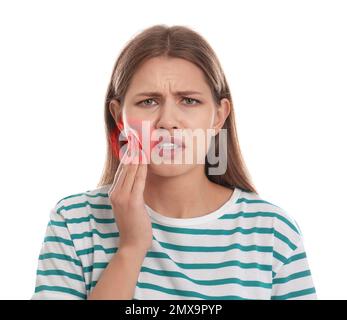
[[148, 162, 193, 177]]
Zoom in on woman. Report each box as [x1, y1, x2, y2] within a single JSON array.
[[32, 24, 317, 300]]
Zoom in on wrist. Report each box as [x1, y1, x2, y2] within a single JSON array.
[[117, 246, 148, 259]]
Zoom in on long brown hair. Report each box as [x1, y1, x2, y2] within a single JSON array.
[[97, 24, 257, 193]]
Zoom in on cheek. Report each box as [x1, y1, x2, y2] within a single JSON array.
[[122, 119, 158, 161]]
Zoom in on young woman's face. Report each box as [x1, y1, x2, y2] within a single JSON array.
[[116, 56, 230, 177]]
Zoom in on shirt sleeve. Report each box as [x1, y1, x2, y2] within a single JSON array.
[[31, 203, 87, 300], [271, 217, 317, 300]]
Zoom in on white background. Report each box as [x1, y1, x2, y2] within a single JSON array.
[[0, 0, 346, 299]]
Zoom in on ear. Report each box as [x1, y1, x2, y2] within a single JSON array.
[[212, 98, 231, 136], [109, 99, 123, 132]]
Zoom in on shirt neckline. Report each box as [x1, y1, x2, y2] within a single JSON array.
[[144, 187, 242, 226]]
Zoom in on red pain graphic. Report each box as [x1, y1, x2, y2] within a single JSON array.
[[108, 118, 147, 160]]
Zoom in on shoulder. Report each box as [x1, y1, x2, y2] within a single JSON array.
[[236, 188, 303, 242], [236, 189, 306, 274], [53, 184, 113, 220]]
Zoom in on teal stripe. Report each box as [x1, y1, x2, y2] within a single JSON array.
[[37, 269, 84, 282], [152, 222, 273, 236], [76, 245, 272, 271], [140, 266, 272, 289], [56, 192, 108, 205], [136, 282, 249, 300], [85, 265, 271, 291], [65, 215, 115, 224], [236, 198, 276, 206], [273, 250, 309, 276], [35, 285, 86, 299], [78, 249, 271, 273], [157, 239, 273, 253], [57, 201, 112, 214], [288, 252, 306, 263], [272, 252, 307, 277], [71, 229, 119, 240], [51, 216, 115, 226], [83, 262, 109, 273], [44, 236, 73, 246], [75, 239, 272, 258], [176, 260, 271, 272], [49, 220, 66, 228], [153, 223, 295, 251], [220, 211, 299, 235], [274, 230, 297, 250], [146, 251, 271, 271], [76, 245, 117, 256], [273, 270, 312, 285], [82, 259, 270, 275], [271, 287, 316, 300], [273, 250, 287, 264], [39, 253, 82, 267], [86, 281, 98, 291]]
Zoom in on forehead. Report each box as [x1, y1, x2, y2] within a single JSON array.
[[126, 56, 211, 95]]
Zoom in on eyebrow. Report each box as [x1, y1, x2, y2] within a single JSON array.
[[134, 90, 203, 98]]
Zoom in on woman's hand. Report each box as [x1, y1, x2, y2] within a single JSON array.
[[108, 132, 152, 253]]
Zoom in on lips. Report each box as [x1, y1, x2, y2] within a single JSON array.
[[155, 135, 185, 149]]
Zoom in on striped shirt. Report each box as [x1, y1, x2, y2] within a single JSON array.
[[31, 184, 317, 300]]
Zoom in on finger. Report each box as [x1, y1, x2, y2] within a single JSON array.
[[114, 143, 135, 189], [131, 148, 148, 195], [108, 143, 131, 196], [127, 132, 141, 164], [121, 134, 141, 193], [109, 165, 126, 196]]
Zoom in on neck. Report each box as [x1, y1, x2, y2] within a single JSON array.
[[143, 165, 229, 218]]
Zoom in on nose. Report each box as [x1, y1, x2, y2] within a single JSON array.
[[154, 103, 181, 134]]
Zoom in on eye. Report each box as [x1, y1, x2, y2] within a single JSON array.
[[136, 97, 201, 107], [183, 97, 201, 105], [136, 98, 158, 106]]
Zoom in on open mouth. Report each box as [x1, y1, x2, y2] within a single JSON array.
[[155, 135, 185, 148], [154, 137, 186, 160], [158, 143, 184, 158]]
